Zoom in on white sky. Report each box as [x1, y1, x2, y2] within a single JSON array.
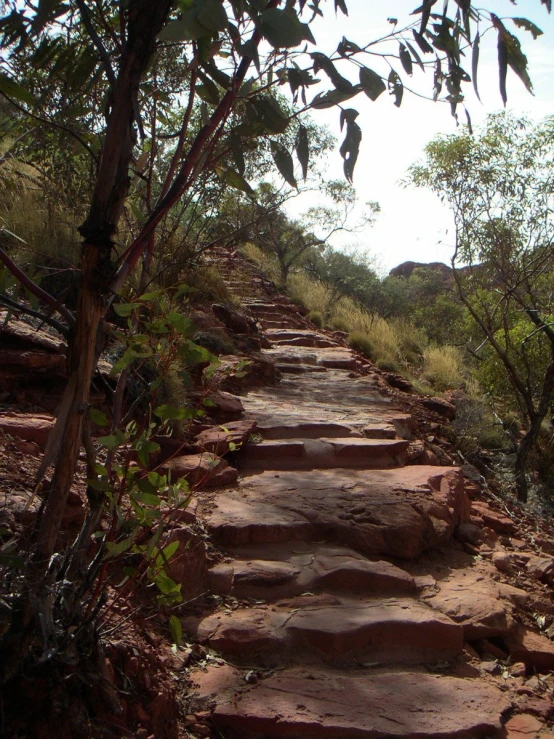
[[284, 0, 554, 275]]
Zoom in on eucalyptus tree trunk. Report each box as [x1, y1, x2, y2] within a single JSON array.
[[35, 0, 173, 566]]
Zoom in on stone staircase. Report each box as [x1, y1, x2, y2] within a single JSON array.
[[185, 246, 554, 738]]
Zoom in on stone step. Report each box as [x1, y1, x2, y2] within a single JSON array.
[[209, 666, 509, 738], [275, 363, 328, 374], [259, 319, 299, 330], [206, 466, 468, 559], [239, 437, 409, 471], [361, 423, 397, 439], [265, 329, 327, 341], [208, 541, 416, 601], [196, 594, 463, 665], [257, 421, 363, 440], [272, 336, 339, 348], [265, 349, 319, 365]]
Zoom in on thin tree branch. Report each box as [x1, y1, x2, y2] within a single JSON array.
[[0, 293, 69, 337], [0, 245, 75, 326], [75, 0, 117, 89]]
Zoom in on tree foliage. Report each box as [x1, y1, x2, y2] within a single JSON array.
[[411, 112, 554, 501]]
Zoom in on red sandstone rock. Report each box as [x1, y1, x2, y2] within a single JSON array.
[[526, 555, 554, 584], [211, 666, 509, 738], [203, 391, 244, 421], [163, 527, 207, 601], [506, 626, 554, 672], [194, 419, 256, 455], [0, 318, 66, 353], [162, 453, 237, 489], [471, 502, 516, 534], [208, 466, 469, 559], [197, 594, 463, 664], [424, 569, 520, 639], [0, 350, 66, 373], [504, 713, 545, 737], [421, 396, 456, 419], [0, 413, 54, 448]]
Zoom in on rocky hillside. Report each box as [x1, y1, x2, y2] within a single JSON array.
[[2, 245, 554, 738]]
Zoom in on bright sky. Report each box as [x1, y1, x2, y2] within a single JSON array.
[[285, 0, 554, 275]]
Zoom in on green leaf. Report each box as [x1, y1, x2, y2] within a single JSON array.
[[133, 491, 162, 506], [216, 167, 255, 196], [138, 289, 164, 302], [311, 52, 353, 93], [249, 96, 290, 134], [388, 70, 403, 107], [154, 404, 197, 420], [271, 141, 297, 189], [230, 132, 245, 176], [0, 74, 35, 106], [340, 107, 359, 130], [166, 312, 193, 334], [334, 0, 348, 15], [158, 11, 210, 42], [169, 615, 182, 648], [195, 82, 220, 105], [196, 0, 228, 31], [339, 118, 362, 184], [113, 302, 142, 317], [295, 124, 309, 182], [311, 87, 359, 109], [472, 32, 481, 102], [412, 29, 433, 55], [497, 33, 509, 105], [88, 408, 109, 426], [261, 8, 306, 49], [511, 17, 543, 40], [406, 41, 424, 72], [399, 44, 413, 76], [359, 67, 386, 101], [154, 572, 181, 596], [135, 476, 158, 495], [98, 432, 124, 450], [158, 541, 180, 564], [104, 534, 137, 559]]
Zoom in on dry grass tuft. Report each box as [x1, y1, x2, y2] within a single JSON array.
[[421, 345, 465, 391]]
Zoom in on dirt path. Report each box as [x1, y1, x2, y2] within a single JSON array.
[[186, 248, 554, 738]]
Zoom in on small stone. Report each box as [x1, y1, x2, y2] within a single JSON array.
[[481, 661, 501, 675], [492, 551, 512, 572], [511, 662, 527, 677], [504, 713, 544, 736]]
